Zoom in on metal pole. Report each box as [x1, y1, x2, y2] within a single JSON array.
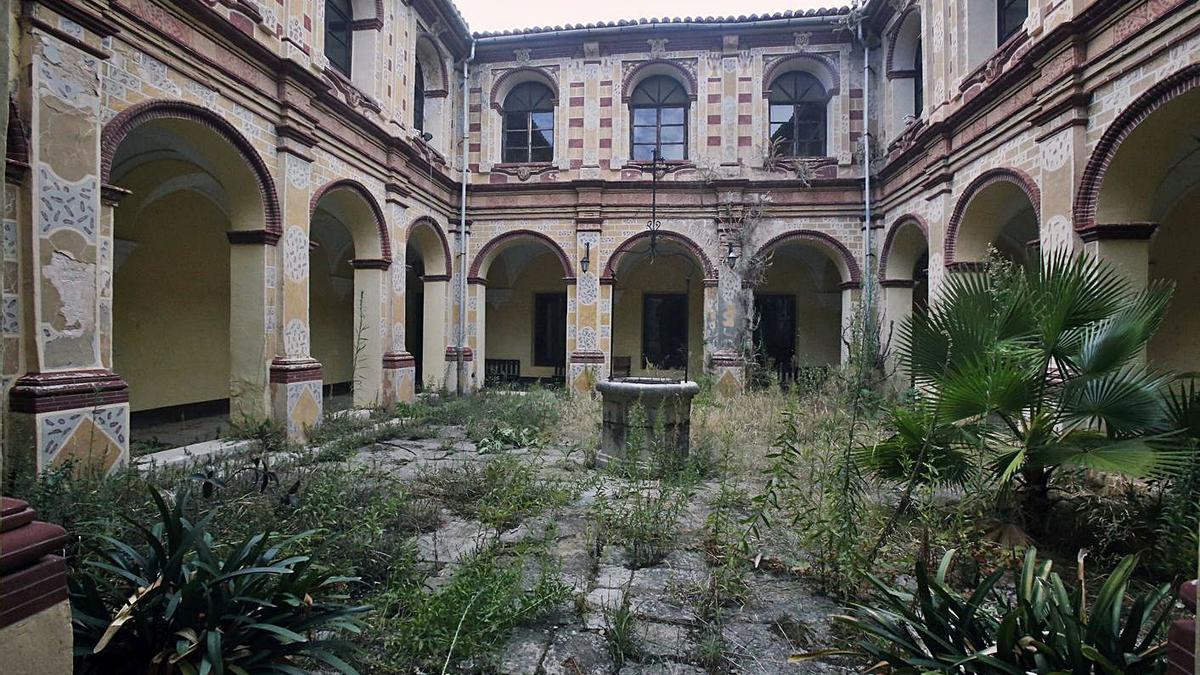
[[456, 39, 475, 395], [858, 18, 875, 363]]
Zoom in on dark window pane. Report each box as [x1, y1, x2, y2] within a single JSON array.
[[324, 0, 354, 75], [660, 125, 684, 144], [659, 143, 685, 161], [530, 128, 553, 150], [633, 126, 657, 144], [413, 61, 425, 131], [998, 0, 1027, 42], [531, 146, 554, 163], [632, 144, 656, 161], [660, 107, 685, 125], [503, 147, 526, 163], [531, 111, 554, 131], [632, 108, 656, 125], [504, 112, 527, 133], [770, 104, 795, 124]]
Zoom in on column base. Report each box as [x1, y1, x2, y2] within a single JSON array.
[[269, 359, 323, 440], [568, 350, 606, 394], [7, 370, 129, 475], [382, 352, 417, 406], [709, 351, 745, 396], [443, 347, 476, 392]]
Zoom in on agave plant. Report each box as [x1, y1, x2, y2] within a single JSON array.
[[837, 548, 1173, 674], [70, 486, 369, 674], [861, 250, 1193, 522]]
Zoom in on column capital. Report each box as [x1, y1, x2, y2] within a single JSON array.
[[268, 358, 323, 383], [1079, 222, 1158, 242]]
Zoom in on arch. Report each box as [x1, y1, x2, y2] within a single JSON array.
[[414, 34, 449, 95], [621, 60, 698, 103], [101, 99, 282, 239], [490, 66, 559, 113], [469, 229, 574, 282], [752, 229, 862, 285], [885, 6, 921, 76], [1073, 64, 1200, 232], [762, 53, 841, 97], [602, 230, 717, 283], [406, 216, 452, 278], [944, 167, 1041, 264], [309, 178, 391, 262], [879, 215, 929, 281]]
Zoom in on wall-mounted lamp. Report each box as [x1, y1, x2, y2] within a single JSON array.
[[580, 241, 591, 274], [419, 131, 434, 143], [725, 240, 739, 270]]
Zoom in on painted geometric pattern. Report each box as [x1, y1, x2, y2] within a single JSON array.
[[39, 404, 129, 474], [38, 163, 98, 240], [286, 380, 322, 437]]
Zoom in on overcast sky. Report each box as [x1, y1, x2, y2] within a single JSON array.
[[455, 0, 841, 33]]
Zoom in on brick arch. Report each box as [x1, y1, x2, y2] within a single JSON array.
[[309, 178, 392, 262], [469, 229, 574, 283], [415, 34, 449, 95], [621, 60, 698, 103], [751, 229, 862, 285], [406, 217, 453, 278], [7, 97, 28, 164], [878, 214, 929, 282], [101, 99, 282, 240], [602, 230, 717, 283], [490, 66, 559, 113], [762, 53, 842, 96], [944, 167, 1041, 265], [1073, 64, 1200, 232], [884, 5, 920, 77]]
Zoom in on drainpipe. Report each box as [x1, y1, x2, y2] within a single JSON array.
[[456, 39, 475, 396], [857, 19, 875, 361]]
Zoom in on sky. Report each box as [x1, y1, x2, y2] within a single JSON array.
[[454, 0, 841, 33]]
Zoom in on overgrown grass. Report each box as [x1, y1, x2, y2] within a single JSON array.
[[414, 454, 575, 529]]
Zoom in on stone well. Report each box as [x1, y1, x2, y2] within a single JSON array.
[[595, 378, 700, 469]]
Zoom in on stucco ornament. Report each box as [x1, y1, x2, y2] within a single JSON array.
[[283, 226, 309, 281], [38, 164, 98, 239]]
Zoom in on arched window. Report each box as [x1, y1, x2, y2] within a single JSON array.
[[998, 0, 1027, 43], [413, 61, 425, 132], [769, 71, 829, 157], [913, 38, 923, 116], [324, 0, 353, 75], [502, 82, 555, 163], [630, 75, 688, 161]]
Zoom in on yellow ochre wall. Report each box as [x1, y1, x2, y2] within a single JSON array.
[[756, 247, 843, 367], [309, 245, 355, 386], [1148, 188, 1200, 375], [611, 254, 704, 377], [113, 190, 231, 412], [484, 250, 566, 378]]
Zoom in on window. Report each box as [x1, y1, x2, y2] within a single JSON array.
[[413, 61, 425, 132], [502, 82, 555, 163], [642, 293, 688, 370], [324, 0, 353, 75], [769, 71, 829, 157], [630, 76, 688, 161], [533, 293, 567, 367], [997, 0, 1028, 43], [913, 38, 923, 116]]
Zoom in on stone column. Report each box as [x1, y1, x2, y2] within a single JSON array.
[[598, 278, 615, 379], [880, 279, 915, 382], [457, 277, 485, 391], [839, 282, 862, 365], [568, 225, 604, 392], [709, 225, 744, 395], [381, 182, 415, 405], [421, 274, 451, 391], [227, 232, 274, 427], [267, 146, 321, 440], [348, 260, 387, 407], [8, 13, 130, 474]]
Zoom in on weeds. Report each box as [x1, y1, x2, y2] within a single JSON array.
[[415, 455, 573, 529]]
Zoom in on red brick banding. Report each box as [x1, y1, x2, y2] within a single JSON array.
[[310, 178, 392, 261], [944, 167, 1041, 265], [469, 229, 576, 282], [1073, 64, 1200, 232], [268, 360, 323, 383], [884, 5, 920, 77], [383, 352, 417, 369], [762, 53, 841, 96], [621, 59, 698, 102], [101, 99, 282, 241], [751, 229, 862, 285], [878, 214, 928, 282], [489, 66, 559, 112]]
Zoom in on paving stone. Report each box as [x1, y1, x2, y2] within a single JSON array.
[[596, 564, 634, 589], [499, 627, 553, 674], [720, 622, 796, 673], [634, 621, 696, 659], [414, 516, 493, 565], [628, 594, 698, 626], [541, 630, 616, 675], [618, 663, 708, 675], [586, 586, 625, 612]]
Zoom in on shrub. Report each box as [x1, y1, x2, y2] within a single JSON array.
[[71, 487, 369, 674], [837, 548, 1173, 674]]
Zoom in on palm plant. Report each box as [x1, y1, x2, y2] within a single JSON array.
[[860, 250, 1192, 525], [837, 548, 1173, 674], [71, 486, 369, 674]]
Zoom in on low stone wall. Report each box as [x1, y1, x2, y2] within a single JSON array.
[[1169, 580, 1197, 675], [0, 497, 72, 675]]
